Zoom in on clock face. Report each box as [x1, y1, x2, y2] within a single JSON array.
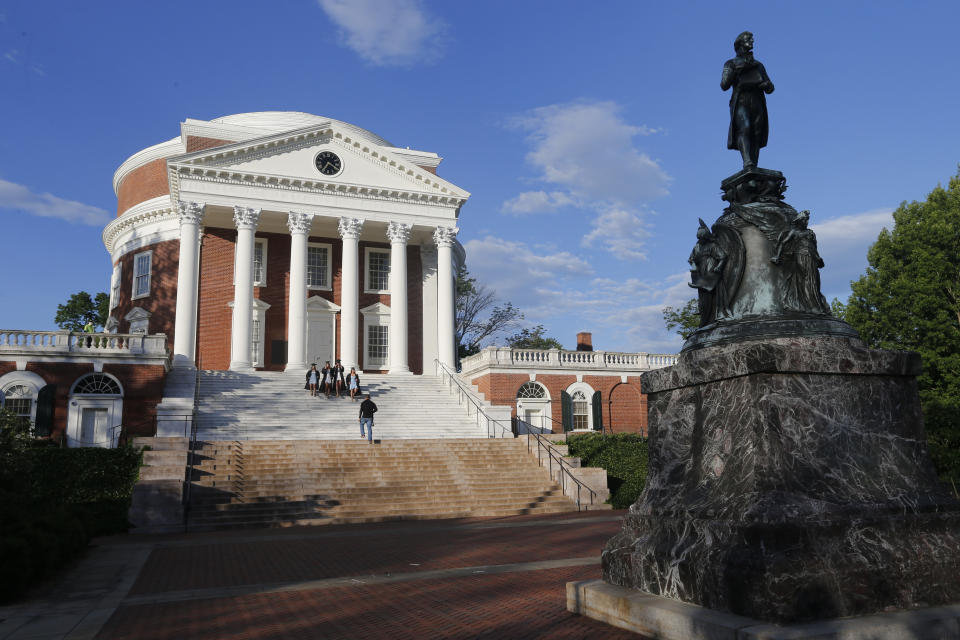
[[315, 151, 342, 176]]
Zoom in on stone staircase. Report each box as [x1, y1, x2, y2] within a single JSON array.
[[183, 438, 578, 530], [194, 371, 501, 440]]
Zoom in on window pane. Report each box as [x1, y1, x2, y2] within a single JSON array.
[[4, 385, 32, 420], [251, 318, 261, 363], [572, 390, 588, 429], [253, 242, 264, 284], [307, 246, 328, 288], [368, 251, 390, 290], [367, 324, 388, 362], [134, 253, 151, 297]]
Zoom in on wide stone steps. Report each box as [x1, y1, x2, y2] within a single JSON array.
[[183, 438, 578, 529]]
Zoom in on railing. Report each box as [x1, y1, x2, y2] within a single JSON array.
[[0, 330, 168, 356], [460, 346, 678, 375], [521, 422, 598, 511], [434, 360, 514, 439], [183, 367, 203, 522]]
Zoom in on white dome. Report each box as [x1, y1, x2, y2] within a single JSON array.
[[212, 111, 394, 148]]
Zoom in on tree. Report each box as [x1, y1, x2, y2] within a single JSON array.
[[841, 171, 960, 484], [54, 291, 109, 332], [662, 298, 700, 340], [456, 266, 523, 358], [507, 325, 563, 350]]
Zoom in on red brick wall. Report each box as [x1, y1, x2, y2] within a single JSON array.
[[185, 136, 233, 153], [196, 228, 235, 370], [116, 158, 169, 216], [256, 232, 291, 371], [110, 239, 180, 352], [471, 372, 648, 434]]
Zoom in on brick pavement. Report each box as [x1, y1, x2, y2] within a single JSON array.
[[96, 511, 640, 639]]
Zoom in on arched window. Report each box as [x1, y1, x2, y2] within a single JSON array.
[[72, 374, 122, 395], [517, 382, 547, 399], [571, 390, 589, 430], [3, 385, 33, 424]]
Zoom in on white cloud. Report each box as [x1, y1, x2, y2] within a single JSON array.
[[811, 208, 893, 300], [504, 101, 669, 261], [0, 179, 111, 226], [810, 208, 893, 246], [317, 0, 446, 67], [501, 190, 577, 214]]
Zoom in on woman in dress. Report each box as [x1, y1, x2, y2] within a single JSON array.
[[320, 361, 333, 397], [346, 367, 361, 402], [306, 364, 320, 397]]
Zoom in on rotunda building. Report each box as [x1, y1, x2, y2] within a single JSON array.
[[103, 112, 467, 374]]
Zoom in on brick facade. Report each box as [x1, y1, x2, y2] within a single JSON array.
[[116, 158, 169, 216], [471, 372, 648, 435], [110, 238, 180, 352]]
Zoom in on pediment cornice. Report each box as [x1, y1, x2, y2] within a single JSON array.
[[166, 123, 469, 210]]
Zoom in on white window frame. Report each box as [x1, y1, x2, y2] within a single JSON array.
[[364, 247, 391, 294], [565, 381, 596, 431], [132, 250, 152, 300], [306, 242, 333, 291], [66, 373, 124, 449], [109, 263, 121, 310], [227, 298, 271, 368], [233, 238, 268, 288], [360, 302, 391, 369]]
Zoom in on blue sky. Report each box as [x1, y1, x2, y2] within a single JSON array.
[[1, 0, 959, 353]]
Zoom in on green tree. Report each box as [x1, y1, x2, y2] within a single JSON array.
[[455, 266, 522, 358], [842, 171, 960, 484], [662, 298, 700, 340], [507, 324, 563, 350], [54, 291, 109, 332]]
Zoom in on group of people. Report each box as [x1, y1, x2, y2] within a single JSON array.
[[305, 360, 361, 400]]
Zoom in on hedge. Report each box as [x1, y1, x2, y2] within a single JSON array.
[[567, 432, 649, 509], [0, 413, 142, 602]]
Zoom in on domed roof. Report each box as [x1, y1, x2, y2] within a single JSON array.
[[212, 111, 394, 148]]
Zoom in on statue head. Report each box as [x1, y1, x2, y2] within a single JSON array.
[[697, 218, 711, 240], [796, 210, 810, 229], [734, 31, 754, 57]]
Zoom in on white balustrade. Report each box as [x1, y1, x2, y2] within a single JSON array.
[[459, 346, 678, 374], [0, 330, 168, 356]]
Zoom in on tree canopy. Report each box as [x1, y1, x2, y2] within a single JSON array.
[[54, 291, 109, 332], [662, 298, 699, 340], [455, 266, 522, 358], [507, 324, 563, 350]]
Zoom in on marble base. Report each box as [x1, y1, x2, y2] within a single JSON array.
[[568, 579, 960, 640], [602, 336, 960, 623], [682, 315, 859, 351]]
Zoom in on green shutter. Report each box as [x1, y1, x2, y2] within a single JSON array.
[[592, 390, 603, 431], [561, 390, 573, 432], [34, 384, 56, 438]]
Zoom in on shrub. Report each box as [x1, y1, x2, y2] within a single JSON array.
[[567, 433, 649, 509], [923, 398, 960, 492]]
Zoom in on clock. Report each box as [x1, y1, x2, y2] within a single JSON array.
[[314, 151, 342, 176]]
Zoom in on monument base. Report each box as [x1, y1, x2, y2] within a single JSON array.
[[602, 336, 960, 623], [567, 580, 960, 640]]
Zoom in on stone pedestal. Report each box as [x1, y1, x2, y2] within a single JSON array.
[[601, 336, 960, 623]]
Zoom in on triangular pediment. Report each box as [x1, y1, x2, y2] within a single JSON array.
[[359, 302, 390, 316], [167, 123, 469, 204], [307, 295, 341, 313]]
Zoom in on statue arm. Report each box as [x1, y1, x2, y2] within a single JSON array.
[[759, 63, 774, 94], [721, 60, 736, 91]]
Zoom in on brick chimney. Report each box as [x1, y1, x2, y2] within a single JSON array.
[[576, 332, 593, 351]]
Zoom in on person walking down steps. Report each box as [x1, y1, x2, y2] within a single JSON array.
[[347, 367, 361, 402], [359, 393, 377, 443], [305, 364, 319, 397]]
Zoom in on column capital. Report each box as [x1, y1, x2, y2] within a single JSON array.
[[177, 201, 205, 226], [338, 217, 364, 240], [287, 211, 313, 235], [387, 221, 412, 245], [233, 206, 261, 230], [433, 226, 459, 248]]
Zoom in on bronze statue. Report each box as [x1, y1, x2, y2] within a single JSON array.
[[688, 219, 728, 326], [721, 31, 774, 170], [771, 210, 830, 314]]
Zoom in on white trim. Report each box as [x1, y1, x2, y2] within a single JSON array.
[[364, 247, 391, 294], [109, 263, 121, 310], [113, 137, 183, 195], [69, 372, 124, 396], [516, 381, 552, 434], [565, 381, 596, 431], [232, 237, 268, 288], [132, 250, 153, 300], [306, 242, 333, 291], [227, 298, 272, 368], [0, 371, 46, 427], [360, 302, 391, 369], [306, 295, 340, 368]]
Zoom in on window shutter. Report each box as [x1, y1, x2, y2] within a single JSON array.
[[34, 384, 56, 437], [561, 390, 573, 432], [592, 390, 603, 431]]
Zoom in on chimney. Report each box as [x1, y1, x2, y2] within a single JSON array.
[[576, 332, 593, 352]]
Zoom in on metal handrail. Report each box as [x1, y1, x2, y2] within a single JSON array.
[[183, 367, 202, 525], [521, 423, 598, 511], [434, 359, 514, 438]]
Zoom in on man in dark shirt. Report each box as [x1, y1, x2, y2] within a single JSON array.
[[359, 394, 378, 443]]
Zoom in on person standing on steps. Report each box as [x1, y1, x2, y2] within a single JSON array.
[[320, 361, 332, 397], [347, 367, 361, 401], [332, 359, 345, 398], [359, 393, 377, 443], [305, 363, 320, 397]]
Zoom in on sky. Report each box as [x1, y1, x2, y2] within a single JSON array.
[[1, 0, 959, 354]]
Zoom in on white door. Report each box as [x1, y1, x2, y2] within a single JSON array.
[[307, 314, 334, 366], [80, 408, 109, 447], [522, 408, 544, 434]]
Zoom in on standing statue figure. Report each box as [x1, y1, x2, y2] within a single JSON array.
[[721, 31, 774, 170], [688, 219, 728, 326], [771, 211, 830, 314]]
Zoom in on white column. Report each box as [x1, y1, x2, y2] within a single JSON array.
[[172, 201, 205, 369], [387, 222, 412, 374], [338, 217, 363, 372], [420, 244, 439, 374], [285, 212, 312, 372], [230, 206, 261, 371], [434, 226, 459, 372]]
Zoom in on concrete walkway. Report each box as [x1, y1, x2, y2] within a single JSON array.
[[0, 511, 642, 639]]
